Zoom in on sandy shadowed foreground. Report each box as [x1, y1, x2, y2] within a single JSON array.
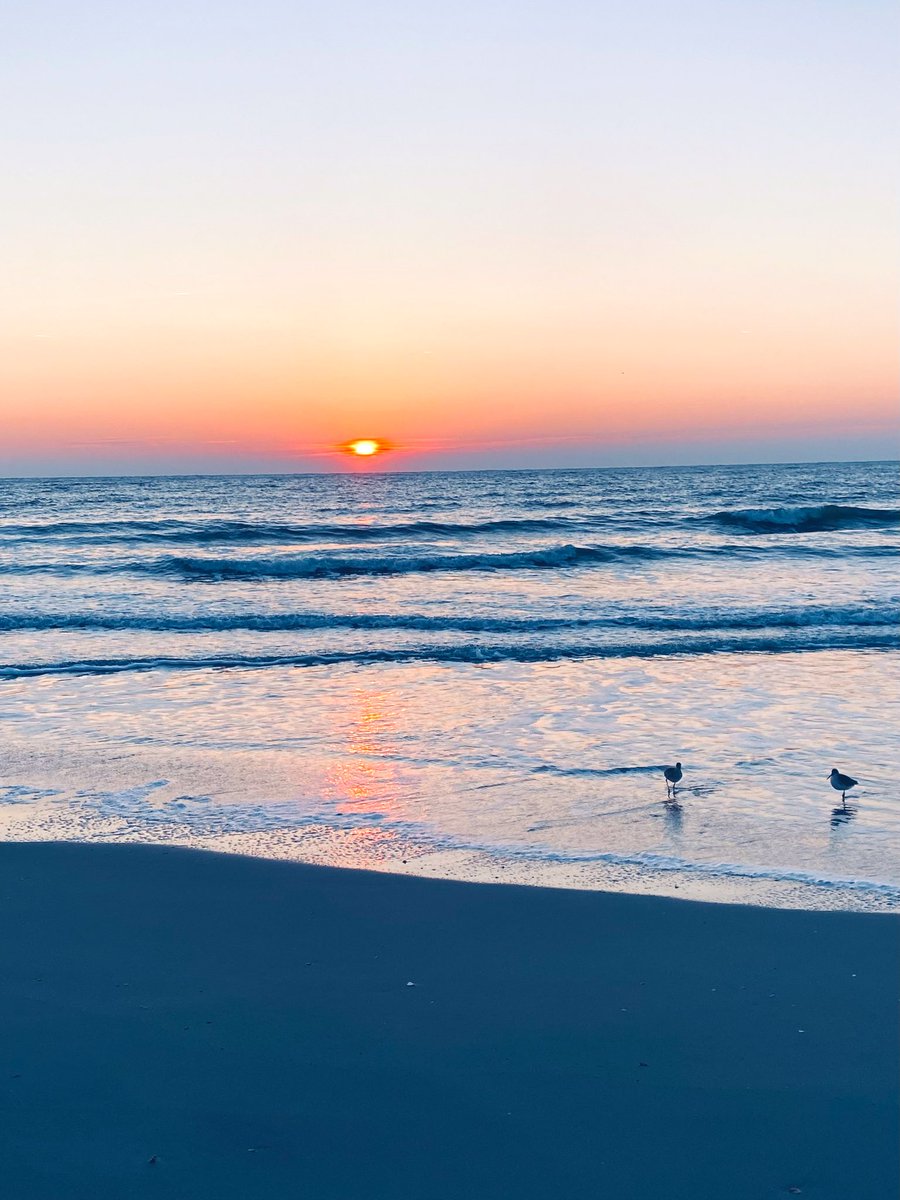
[[1, 841, 897, 1199]]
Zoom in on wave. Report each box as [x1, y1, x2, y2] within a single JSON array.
[[1, 602, 896, 634], [2, 540, 897, 580], [9, 505, 897, 546], [158, 542, 900, 579], [2, 629, 896, 679], [163, 544, 667, 579], [710, 504, 900, 534], [0, 515, 585, 544]]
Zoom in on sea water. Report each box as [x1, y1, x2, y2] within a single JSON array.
[[1, 460, 898, 909]]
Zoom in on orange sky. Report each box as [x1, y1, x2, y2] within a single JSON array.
[[2, 1, 897, 473], [4, 286, 894, 469]]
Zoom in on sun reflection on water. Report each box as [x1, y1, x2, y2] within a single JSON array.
[[324, 688, 400, 814]]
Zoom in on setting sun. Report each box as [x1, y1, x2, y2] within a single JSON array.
[[344, 439, 384, 457]]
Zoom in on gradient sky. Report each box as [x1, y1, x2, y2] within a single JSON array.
[[2, 0, 897, 475]]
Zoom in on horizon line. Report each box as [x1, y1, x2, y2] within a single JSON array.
[[0, 456, 897, 484]]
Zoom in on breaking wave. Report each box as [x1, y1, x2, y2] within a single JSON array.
[[710, 504, 900, 534], [1, 540, 897, 579], [162, 544, 668, 579]]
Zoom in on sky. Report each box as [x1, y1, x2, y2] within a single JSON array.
[[2, 0, 897, 476]]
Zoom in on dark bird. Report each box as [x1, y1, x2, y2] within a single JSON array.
[[663, 762, 683, 796], [829, 767, 858, 801]]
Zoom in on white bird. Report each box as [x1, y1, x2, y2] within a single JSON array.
[[829, 768, 858, 801], [663, 762, 683, 796]]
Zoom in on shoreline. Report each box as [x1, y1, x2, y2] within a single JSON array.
[[3, 798, 899, 912], [1, 840, 897, 1199]]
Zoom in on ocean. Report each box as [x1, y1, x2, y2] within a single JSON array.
[[1, 460, 898, 909]]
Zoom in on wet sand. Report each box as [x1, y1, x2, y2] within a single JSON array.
[[1, 841, 897, 1199]]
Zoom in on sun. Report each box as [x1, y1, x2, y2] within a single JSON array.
[[343, 438, 385, 457]]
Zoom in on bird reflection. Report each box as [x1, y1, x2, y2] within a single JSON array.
[[663, 797, 684, 834], [830, 801, 859, 828]]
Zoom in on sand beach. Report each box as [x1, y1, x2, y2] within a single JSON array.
[[1, 841, 896, 1199]]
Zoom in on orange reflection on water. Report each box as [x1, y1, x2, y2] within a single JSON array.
[[324, 687, 401, 814]]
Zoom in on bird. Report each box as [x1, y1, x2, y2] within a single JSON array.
[[829, 768, 858, 802], [663, 762, 683, 796]]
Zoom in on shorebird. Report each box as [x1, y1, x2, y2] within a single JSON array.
[[663, 762, 683, 796], [829, 768, 858, 802]]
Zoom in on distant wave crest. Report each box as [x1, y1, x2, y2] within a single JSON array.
[[0, 515, 585, 544], [5, 505, 899, 545], [710, 504, 900, 534]]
